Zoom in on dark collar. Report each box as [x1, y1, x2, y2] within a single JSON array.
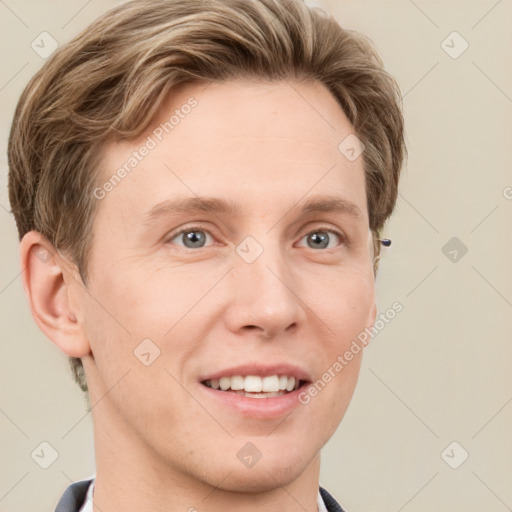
[[55, 479, 346, 512], [320, 486, 346, 512], [54, 479, 91, 512]]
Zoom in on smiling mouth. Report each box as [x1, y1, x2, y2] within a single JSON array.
[[201, 374, 306, 398]]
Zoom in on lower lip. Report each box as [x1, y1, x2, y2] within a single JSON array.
[[198, 382, 307, 419]]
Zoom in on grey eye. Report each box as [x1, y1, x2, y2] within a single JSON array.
[[170, 229, 213, 249], [299, 230, 342, 250]]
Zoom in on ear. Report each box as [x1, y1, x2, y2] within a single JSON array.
[[19, 231, 91, 358], [369, 301, 377, 327]]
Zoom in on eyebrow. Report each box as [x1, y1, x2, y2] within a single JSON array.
[[144, 194, 364, 223], [145, 196, 242, 221], [301, 195, 364, 220]]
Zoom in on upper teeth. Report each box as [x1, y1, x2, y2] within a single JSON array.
[[206, 375, 298, 392]]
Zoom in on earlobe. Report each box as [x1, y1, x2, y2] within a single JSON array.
[[19, 231, 91, 358]]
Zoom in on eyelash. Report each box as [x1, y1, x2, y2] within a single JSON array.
[[166, 225, 347, 250]]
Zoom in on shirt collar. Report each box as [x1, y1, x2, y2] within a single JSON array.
[[79, 479, 330, 512]]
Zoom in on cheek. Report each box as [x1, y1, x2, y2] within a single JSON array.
[[80, 263, 209, 390], [306, 267, 373, 417], [319, 266, 375, 341], [83, 266, 176, 341], [326, 353, 362, 431]]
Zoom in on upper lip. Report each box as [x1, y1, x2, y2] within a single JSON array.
[[200, 363, 312, 383]]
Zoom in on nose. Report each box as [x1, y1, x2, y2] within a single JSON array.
[[223, 245, 305, 340]]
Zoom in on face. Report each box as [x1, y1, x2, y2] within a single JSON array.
[[78, 79, 376, 491]]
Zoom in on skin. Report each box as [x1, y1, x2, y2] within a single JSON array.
[[21, 79, 377, 512]]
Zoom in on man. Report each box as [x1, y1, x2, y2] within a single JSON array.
[[7, 0, 405, 510]]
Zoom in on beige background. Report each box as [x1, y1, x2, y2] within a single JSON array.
[[1, 1, 511, 511]]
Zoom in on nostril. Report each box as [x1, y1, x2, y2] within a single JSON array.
[[243, 325, 273, 338]]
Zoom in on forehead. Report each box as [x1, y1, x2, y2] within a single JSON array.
[[97, 79, 368, 222]]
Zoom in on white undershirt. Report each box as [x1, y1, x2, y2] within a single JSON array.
[[79, 479, 329, 512], [78, 479, 94, 512]]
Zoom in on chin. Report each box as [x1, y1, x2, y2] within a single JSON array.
[[209, 443, 319, 493], [218, 462, 308, 493]]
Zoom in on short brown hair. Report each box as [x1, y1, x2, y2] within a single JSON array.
[[8, 0, 406, 394]]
